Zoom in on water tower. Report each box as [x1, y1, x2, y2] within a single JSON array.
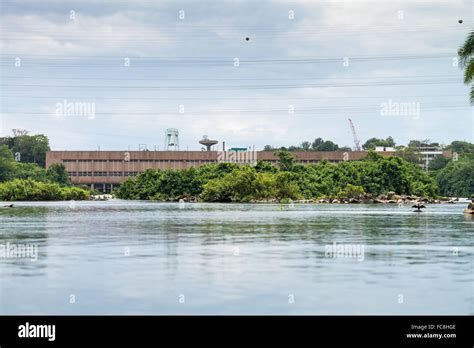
[[199, 135, 218, 151], [165, 128, 179, 151]]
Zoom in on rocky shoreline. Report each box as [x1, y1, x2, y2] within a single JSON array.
[[291, 192, 458, 204], [154, 192, 460, 204]]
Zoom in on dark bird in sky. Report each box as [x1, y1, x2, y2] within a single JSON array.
[[245, 37, 250, 41], [458, 19, 463, 23], [412, 203, 426, 212]]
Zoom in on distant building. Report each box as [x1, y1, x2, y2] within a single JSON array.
[[413, 146, 447, 171], [45, 150, 451, 192]]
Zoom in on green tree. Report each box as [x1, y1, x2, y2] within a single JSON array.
[[0, 145, 16, 182], [300, 141, 311, 151], [395, 147, 422, 165], [458, 31, 474, 103], [2, 134, 51, 167], [363, 136, 396, 150], [263, 145, 273, 151], [316, 140, 339, 151], [274, 150, 294, 171], [274, 172, 301, 200], [435, 158, 474, 197], [428, 156, 449, 171], [445, 140, 474, 158], [337, 184, 365, 199], [46, 163, 71, 186], [311, 137, 324, 150]]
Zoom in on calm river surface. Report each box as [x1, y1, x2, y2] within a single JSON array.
[[0, 201, 472, 314]]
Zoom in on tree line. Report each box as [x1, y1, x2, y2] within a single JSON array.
[[114, 151, 439, 202]]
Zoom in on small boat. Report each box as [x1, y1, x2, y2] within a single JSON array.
[[464, 209, 474, 214]]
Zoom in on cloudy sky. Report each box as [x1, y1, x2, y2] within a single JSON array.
[[0, 0, 472, 151]]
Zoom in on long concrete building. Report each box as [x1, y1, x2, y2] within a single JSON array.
[[45, 150, 452, 192]]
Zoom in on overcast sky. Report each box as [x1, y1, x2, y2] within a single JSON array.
[[0, 0, 472, 151]]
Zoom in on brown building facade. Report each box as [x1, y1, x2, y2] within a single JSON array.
[[45, 150, 451, 192]]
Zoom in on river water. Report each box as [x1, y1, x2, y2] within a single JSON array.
[[0, 201, 472, 314]]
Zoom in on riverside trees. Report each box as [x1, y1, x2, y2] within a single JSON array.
[[114, 151, 439, 202]]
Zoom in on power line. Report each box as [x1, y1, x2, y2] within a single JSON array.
[[0, 74, 460, 81], [2, 105, 469, 116], [0, 53, 455, 61], [0, 94, 466, 101], [0, 79, 460, 90]]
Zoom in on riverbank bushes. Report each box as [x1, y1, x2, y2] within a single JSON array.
[[114, 153, 439, 202], [0, 179, 90, 201], [434, 158, 474, 197]]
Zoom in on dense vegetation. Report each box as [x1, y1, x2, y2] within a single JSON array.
[[429, 141, 474, 197], [0, 130, 51, 167], [0, 132, 90, 201], [0, 179, 89, 201], [0, 144, 71, 184], [263, 137, 351, 152], [114, 151, 439, 202]]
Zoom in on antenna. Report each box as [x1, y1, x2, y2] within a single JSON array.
[[348, 118, 362, 151]]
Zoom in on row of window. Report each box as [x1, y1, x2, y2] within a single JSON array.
[[63, 159, 217, 163], [71, 172, 139, 177]]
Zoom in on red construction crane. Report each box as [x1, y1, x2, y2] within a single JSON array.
[[348, 118, 362, 151]]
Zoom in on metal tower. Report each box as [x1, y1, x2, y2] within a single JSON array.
[[348, 118, 362, 151], [165, 128, 179, 151]]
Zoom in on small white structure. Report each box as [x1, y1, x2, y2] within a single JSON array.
[[375, 146, 395, 152]]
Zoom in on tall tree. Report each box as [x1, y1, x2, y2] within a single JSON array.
[[363, 137, 396, 150], [0, 145, 17, 182], [300, 141, 311, 151], [46, 163, 71, 186], [458, 31, 474, 103], [311, 137, 324, 150], [10, 134, 51, 167], [274, 150, 294, 171]]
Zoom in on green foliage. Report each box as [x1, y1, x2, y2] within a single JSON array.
[[0, 145, 17, 182], [337, 184, 365, 199], [0, 145, 73, 187], [428, 156, 449, 171], [435, 158, 474, 197], [362, 136, 396, 150], [14, 162, 49, 181], [0, 134, 51, 167], [445, 140, 474, 159], [458, 31, 474, 103], [46, 163, 71, 186], [314, 140, 339, 151], [0, 179, 90, 201], [394, 147, 423, 165], [263, 137, 348, 152], [115, 153, 439, 202], [274, 172, 301, 200], [274, 150, 294, 171], [254, 160, 277, 173]]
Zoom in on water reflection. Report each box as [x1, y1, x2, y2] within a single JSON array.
[[0, 201, 472, 314]]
